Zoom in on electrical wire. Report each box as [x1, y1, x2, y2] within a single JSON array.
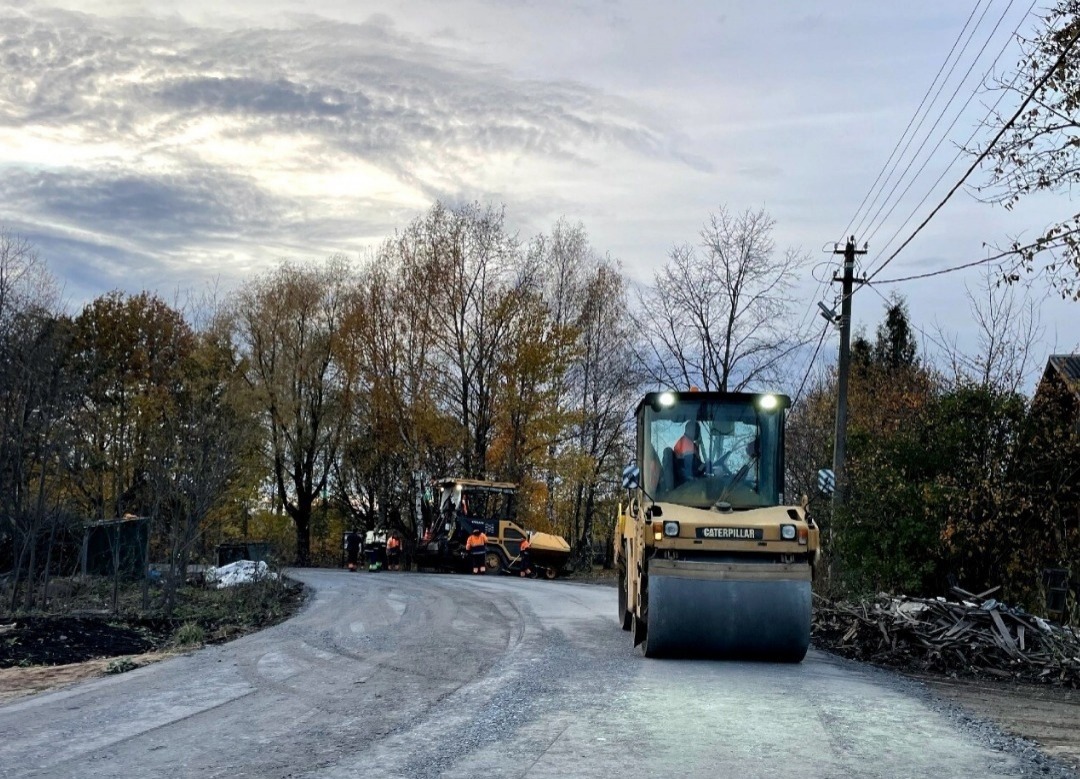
[[857, 0, 1020, 246], [860, 0, 1036, 265], [850, 0, 1000, 241], [861, 22, 1080, 286], [872, 228, 1080, 283], [838, 0, 988, 243], [874, 252, 1009, 283], [795, 258, 840, 338], [792, 322, 832, 408]]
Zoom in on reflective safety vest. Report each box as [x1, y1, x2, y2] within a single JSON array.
[[466, 533, 488, 551], [387, 537, 400, 550], [520, 538, 531, 552], [674, 435, 696, 457]]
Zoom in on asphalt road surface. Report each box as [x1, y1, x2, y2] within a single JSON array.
[[0, 570, 1071, 779]]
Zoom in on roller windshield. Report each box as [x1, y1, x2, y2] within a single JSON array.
[[640, 395, 784, 509]]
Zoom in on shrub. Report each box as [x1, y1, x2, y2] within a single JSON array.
[[173, 622, 205, 647]]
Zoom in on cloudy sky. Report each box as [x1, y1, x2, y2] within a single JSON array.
[[0, 0, 1075, 388]]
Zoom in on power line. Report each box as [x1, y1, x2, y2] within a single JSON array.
[[858, 0, 1021, 246], [792, 322, 831, 408], [838, 0, 988, 243], [850, 0, 999, 241], [874, 252, 1009, 283], [862, 22, 1080, 286], [823, 2, 1029, 330], [872, 228, 1080, 284], [860, 0, 1037, 263]]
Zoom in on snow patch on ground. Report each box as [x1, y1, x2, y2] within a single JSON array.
[[205, 560, 277, 589]]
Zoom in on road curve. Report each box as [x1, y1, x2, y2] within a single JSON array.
[[0, 570, 1063, 778]]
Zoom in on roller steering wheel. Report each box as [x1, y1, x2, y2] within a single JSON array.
[[708, 446, 737, 476]]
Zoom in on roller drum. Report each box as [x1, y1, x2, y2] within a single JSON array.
[[644, 575, 811, 661]]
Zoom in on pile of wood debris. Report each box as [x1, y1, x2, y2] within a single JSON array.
[[812, 587, 1080, 687]]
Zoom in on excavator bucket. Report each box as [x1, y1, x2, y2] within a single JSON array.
[[642, 574, 811, 661]]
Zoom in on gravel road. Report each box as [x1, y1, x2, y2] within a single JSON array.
[[0, 569, 1074, 778]]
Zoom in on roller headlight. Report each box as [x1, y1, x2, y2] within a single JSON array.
[[780, 524, 797, 540], [663, 521, 680, 537], [759, 394, 779, 411], [658, 391, 676, 407]]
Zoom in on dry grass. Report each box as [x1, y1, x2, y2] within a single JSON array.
[[0, 649, 176, 703]]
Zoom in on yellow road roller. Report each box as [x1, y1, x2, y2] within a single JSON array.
[[614, 390, 820, 660]]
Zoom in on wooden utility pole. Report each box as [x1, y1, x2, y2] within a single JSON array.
[[831, 236, 867, 509]]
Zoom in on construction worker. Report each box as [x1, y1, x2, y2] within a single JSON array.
[[365, 530, 381, 572], [345, 529, 361, 572], [465, 527, 488, 574], [673, 420, 704, 485], [386, 533, 402, 571], [519, 532, 532, 578]]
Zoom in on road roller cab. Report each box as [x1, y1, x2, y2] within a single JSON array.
[[615, 390, 820, 660]]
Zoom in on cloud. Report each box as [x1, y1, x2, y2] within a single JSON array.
[[0, 1, 700, 301], [153, 77, 357, 118], [0, 166, 282, 244], [0, 6, 692, 173]]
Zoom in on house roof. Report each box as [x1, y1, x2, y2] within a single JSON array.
[[1042, 354, 1080, 400], [1050, 354, 1080, 382]]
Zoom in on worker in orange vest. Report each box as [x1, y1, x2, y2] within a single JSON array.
[[465, 527, 488, 574], [386, 533, 402, 571], [519, 533, 532, 577], [673, 420, 704, 485]]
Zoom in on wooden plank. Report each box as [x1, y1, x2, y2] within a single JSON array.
[[989, 609, 1021, 658], [943, 619, 971, 639]]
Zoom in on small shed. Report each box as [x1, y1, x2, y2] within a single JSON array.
[[81, 516, 149, 578]]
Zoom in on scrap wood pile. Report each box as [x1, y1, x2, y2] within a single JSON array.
[[812, 587, 1080, 687]]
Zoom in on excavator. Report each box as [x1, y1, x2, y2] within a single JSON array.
[[415, 478, 571, 577], [614, 390, 820, 660]]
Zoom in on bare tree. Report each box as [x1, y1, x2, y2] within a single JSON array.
[[0, 227, 56, 330], [973, 1, 1080, 299], [634, 206, 810, 392], [567, 263, 640, 566], [934, 267, 1044, 393], [2, 311, 80, 611], [0, 230, 71, 610]]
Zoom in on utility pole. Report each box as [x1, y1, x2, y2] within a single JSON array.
[[831, 236, 867, 509]]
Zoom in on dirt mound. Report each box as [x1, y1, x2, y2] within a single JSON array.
[[0, 617, 174, 668]]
